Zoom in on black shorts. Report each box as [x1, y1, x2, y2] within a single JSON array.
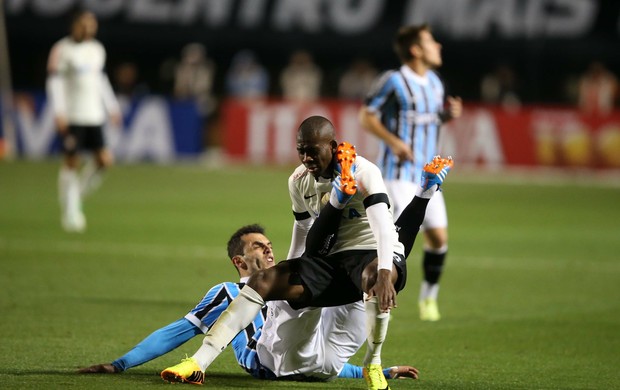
[[62, 125, 105, 155], [284, 249, 407, 309]]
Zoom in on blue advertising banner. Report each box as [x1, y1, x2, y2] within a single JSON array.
[[12, 92, 203, 162]]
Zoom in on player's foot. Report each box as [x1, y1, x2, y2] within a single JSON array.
[[419, 298, 441, 321], [160, 357, 204, 385], [336, 142, 357, 196], [418, 155, 453, 198], [363, 363, 390, 390], [61, 211, 86, 233]]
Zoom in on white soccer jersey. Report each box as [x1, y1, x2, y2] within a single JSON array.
[[288, 155, 403, 255], [256, 300, 365, 379], [47, 37, 119, 125]]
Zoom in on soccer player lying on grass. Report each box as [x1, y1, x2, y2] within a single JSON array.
[[78, 223, 418, 381], [160, 116, 453, 389]]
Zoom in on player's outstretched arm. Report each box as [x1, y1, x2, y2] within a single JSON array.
[[78, 318, 201, 373]]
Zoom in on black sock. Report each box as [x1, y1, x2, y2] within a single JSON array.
[[304, 202, 343, 256], [423, 250, 446, 284], [395, 196, 430, 258]]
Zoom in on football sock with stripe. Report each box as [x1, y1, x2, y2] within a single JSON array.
[[363, 296, 390, 366]]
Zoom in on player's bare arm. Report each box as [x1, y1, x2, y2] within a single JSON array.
[[359, 107, 413, 162]]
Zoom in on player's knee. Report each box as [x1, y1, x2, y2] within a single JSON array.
[[425, 228, 448, 248], [246, 268, 276, 297], [97, 150, 113, 168]]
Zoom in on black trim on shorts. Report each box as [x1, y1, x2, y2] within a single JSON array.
[[363, 193, 390, 209]]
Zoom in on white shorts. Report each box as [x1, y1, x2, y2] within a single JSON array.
[[385, 180, 448, 229], [256, 300, 366, 379]]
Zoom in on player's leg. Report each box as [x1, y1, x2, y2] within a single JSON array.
[[58, 126, 85, 232], [319, 301, 366, 377], [419, 195, 448, 321], [359, 259, 398, 390], [416, 156, 453, 321], [80, 126, 111, 197], [397, 155, 453, 258], [161, 262, 306, 383]]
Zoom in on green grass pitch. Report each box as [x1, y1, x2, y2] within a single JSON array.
[[1, 160, 619, 389]]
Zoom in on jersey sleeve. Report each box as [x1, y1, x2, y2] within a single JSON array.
[[288, 170, 309, 216], [364, 70, 396, 114], [356, 157, 390, 205], [185, 282, 238, 333]]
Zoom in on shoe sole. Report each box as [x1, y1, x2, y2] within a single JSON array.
[[160, 370, 204, 385], [336, 142, 357, 195], [423, 156, 454, 175]]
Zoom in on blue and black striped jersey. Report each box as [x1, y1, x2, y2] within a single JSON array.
[[365, 65, 446, 184]]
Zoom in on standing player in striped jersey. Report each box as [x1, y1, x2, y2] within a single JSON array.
[[78, 223, 419, 382], [360, 24, 462, 322], [47, 10, 121, 232]]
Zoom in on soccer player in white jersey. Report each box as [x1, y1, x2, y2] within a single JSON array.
[[161, 115, 453, 390], [360, 24, 463, 322], [46, 10, 121, 232]]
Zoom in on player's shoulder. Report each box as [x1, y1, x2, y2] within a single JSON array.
[[353, 155, 382, 181], [428, 70, 445, 86], [289, 164, 311, 183], [51, 37, 71, 51], [218, 281, 243, 295]]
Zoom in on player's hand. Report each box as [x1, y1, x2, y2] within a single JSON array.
[[388, 138, 413, 163], [388, 365, 419, 379], [367, 268, 397, 312], [78, 363, 118, 374], [55, 115, 68, 135], [109, 112, 123, 128], [447, 96, 463, 119]]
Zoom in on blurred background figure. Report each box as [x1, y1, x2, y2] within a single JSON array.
[[279, 50, 322, 102], [225, 50, 269, 101], [174, 43, 218, 155], [480, 64, 521, 110], [112, 61, 149, 102], [578, 61, 618, 115], [338, 59, 377, 101], [46, 10, 121, 233]]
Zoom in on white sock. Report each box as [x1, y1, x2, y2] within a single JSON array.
[[59, 167, 81, 217], [192, 285, 265, 371], [363, 296, 390, 366], [415, 183, 439, 199], [419, 280, 440, 301], [80, 160, 104, 197]]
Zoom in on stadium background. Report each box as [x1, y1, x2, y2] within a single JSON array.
[[1, 1, 619, 389], [2, 0, 620, 168]]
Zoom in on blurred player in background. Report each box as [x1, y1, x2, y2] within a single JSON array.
[[46, 10, 121, 232], [360, 24, 462, 322], [79, 224, 418, 382]]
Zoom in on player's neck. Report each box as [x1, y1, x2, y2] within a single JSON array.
[[406, 62, 429, 77]]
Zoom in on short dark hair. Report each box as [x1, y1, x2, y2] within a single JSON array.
[[393, 24, 430, 63], [227, 224, 265, 259]]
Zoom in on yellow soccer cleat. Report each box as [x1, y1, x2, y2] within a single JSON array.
[[419, 298, 441, 322], [363, 363, 390, 390], [160, 357, 204, 385]]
